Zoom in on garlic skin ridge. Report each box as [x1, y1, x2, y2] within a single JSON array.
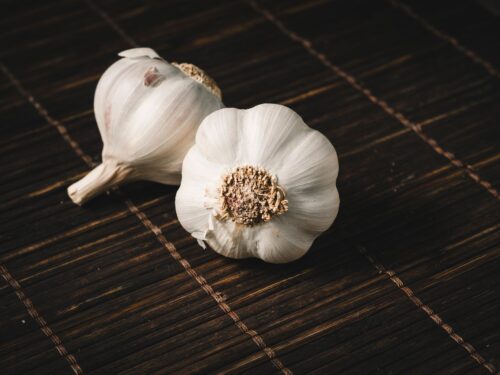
[[68, 47, 224, 205], [175, 104, 340, 264]]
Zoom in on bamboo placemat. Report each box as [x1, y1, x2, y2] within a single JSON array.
[[1, 0, 499, 373]]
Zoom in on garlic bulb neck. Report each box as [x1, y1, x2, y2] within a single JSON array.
[[172, 62, 222, 100], [217, 165, 288, 226], [67, 160, 132, 206]]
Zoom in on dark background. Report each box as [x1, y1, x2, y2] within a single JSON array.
[[1, 0, 499, 374]]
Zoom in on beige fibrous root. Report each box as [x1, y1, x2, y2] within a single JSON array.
[[172, 62, 222, 99], [216, 165, 288, 226]]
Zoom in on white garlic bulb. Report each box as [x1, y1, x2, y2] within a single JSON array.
[[68, 47, 224, 205], [175, 104, 340, 263]]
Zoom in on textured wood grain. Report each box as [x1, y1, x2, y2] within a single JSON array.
[[1, 0, 499, 374]]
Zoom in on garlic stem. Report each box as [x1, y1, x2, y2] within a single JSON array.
[[68, 160, 131, 206]]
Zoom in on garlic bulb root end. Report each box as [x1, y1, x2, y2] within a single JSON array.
[[172, 62, 222, 100], [67, 160, 131, 206], [217, 165, 288, 226]]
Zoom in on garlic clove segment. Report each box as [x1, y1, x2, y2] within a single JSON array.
[[175, 104, 340, 264], [68, 47, 224, 205]]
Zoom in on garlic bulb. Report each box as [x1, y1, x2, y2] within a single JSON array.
[[175, 104, 340, 263], [68, 47, 224, 205]]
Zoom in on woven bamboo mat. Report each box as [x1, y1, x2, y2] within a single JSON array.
[[1, 0, 499, 373]]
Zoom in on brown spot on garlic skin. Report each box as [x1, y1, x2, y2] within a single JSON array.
[[216, 165, 288, 226], [143, 66, 165, 87]]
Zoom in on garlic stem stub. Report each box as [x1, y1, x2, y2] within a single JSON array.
[[175, 104, 340, 263], [68, 47, 224, 205]]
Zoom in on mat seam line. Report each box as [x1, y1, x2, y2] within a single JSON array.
[[389, 0, 500, 79], [84, 0, 138, 48], [357, 247, 496, 374], [121, 195, 291, 373], [247, 0, 499, 201], [0, 265, 83, 374]]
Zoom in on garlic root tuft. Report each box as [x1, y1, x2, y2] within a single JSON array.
[[67, 161, 132, 206], [172, 63, 222, 99]]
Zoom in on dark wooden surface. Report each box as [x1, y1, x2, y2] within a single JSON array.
[[1, 0, 499, 374]]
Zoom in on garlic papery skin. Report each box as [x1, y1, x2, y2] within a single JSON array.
[[67, 47, 224, 205], [175, 104, 340, 264]]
